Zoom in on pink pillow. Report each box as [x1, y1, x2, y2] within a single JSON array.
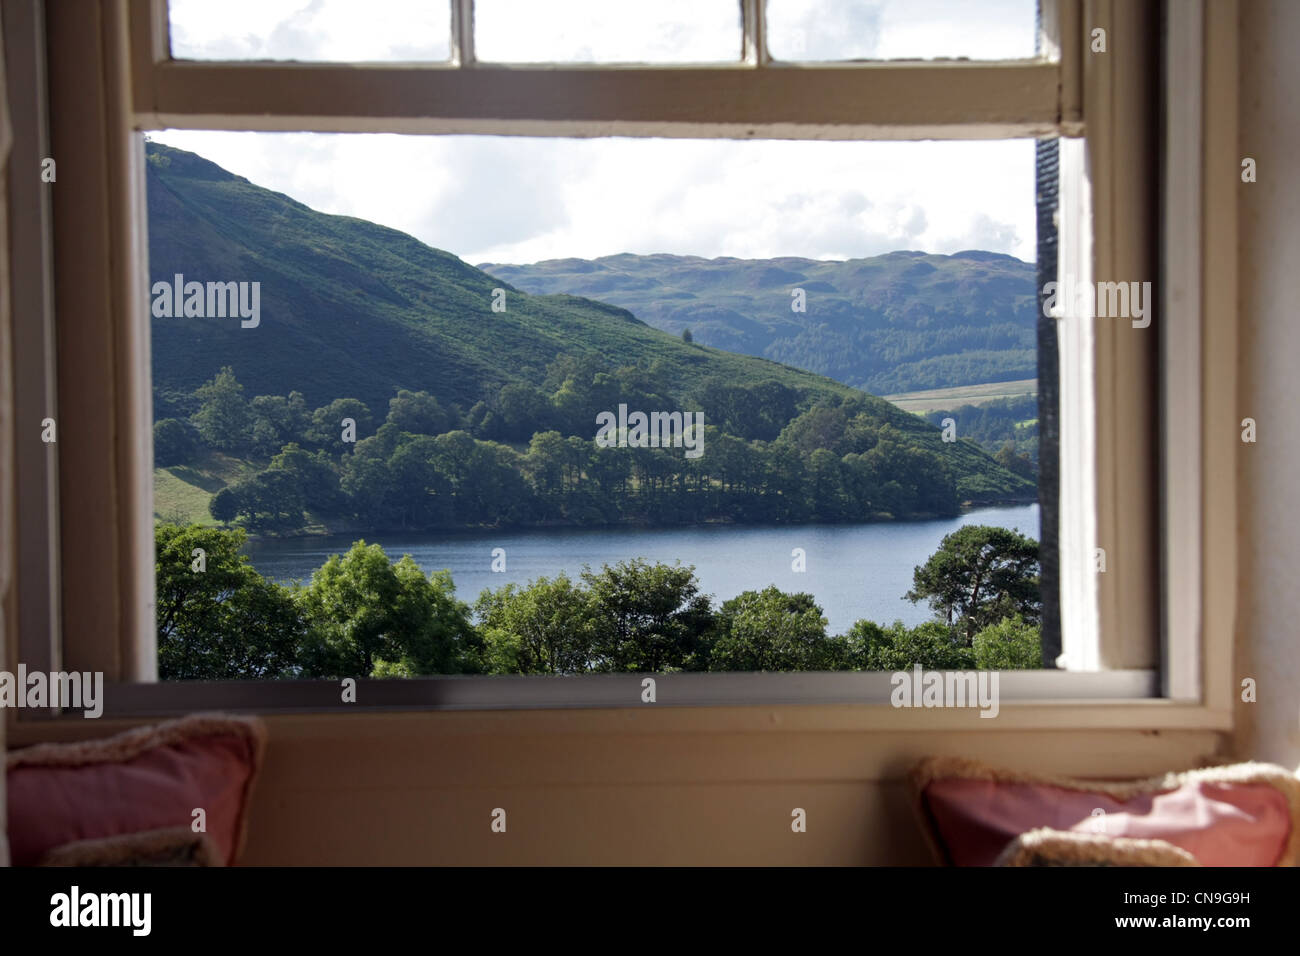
[[7, 714, 266, 867], [910, 757, 1300, 867]]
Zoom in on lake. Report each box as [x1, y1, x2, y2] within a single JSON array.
[[243, 504, 1039, 635]]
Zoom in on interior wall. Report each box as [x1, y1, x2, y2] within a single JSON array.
[[1236, 0, 1300, 772]]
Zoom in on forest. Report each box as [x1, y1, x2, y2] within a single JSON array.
[[156, 361, 1035, 535]]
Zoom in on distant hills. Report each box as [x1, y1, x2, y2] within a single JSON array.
[[145, 142, 1034, 512], [479, 251, 1037, 395]]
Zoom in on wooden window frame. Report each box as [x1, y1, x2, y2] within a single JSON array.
[[7, 0, 1237, 732]]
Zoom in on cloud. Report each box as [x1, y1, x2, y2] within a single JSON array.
[[150, 130, 1037, 265]]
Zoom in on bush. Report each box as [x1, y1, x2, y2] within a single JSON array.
[[154, 418, 197, 466]]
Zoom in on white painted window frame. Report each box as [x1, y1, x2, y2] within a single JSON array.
[[8, 0, 1237, 730]]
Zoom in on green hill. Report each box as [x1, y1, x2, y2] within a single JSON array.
[[479, 251, 1038, 395], [149, 145, 860, 416], [146, 142, 1034, 522]]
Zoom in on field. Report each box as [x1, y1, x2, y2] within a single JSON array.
[[883, 379, 1038, 414], [153, 450, 261, 526]]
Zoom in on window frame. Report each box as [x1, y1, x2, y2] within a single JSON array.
[[9, 0, 1237, 730]]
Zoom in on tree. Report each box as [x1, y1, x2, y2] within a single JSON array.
[[475, 575, 595, 674], [681, 328, 693, 344], [190, 366, 252, 451], [995, 441, 1037, 480], [249, 391, 312, 454], [208, 486, 240, 524], [972, 614, 1041, 669], [842, 618, 975, 670], [268, 442, 343, 514], [386, 389, 452, 436], [906, 524, 1040, 644], [228, 468, 306, 531], [296, 541, 482, 677], [706, 586, 833, 671], [308, 398, 373, 447], [155, 523, 305, 679], [154, 418, 197, 466], [582, 559, 715, 672]]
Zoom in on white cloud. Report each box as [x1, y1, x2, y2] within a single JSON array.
[[168, 0, 449, 61], [149, 130, 1036, 265], [157, 2, 1039, 266], [766, 0, 1038, 61]]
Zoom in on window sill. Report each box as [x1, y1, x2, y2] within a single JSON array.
[[6, 669, 1233, 745]]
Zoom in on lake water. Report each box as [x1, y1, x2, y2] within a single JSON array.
[[244, 504, 1039, 635]]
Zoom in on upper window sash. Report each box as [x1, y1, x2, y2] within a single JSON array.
[[129, 0, 1083, 140]]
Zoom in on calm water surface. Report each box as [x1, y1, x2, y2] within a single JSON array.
[[244, 504, 1039, 634]]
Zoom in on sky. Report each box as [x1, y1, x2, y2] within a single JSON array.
[[157, 0, 1039, 265]]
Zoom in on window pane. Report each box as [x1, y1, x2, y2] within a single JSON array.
[[766, 0, 1039, 62], [146, 131, 1047, 682], [474, 0, 741, 63], [168, 0, 451, 62]]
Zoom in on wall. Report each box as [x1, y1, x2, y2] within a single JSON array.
[[1236, 0, 1300, 771]]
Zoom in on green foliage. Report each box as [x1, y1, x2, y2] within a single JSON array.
[[842, 619, 975, 670], [153, 521, 1044, 680], [190, 366, 251, 452], [927, 395, 1040, 470], [208, 487, 239, 523], [581, 559, 715, 673], [706, 586, 839, 672], [249, 391, 311, 455], [295, 541, 482, 678], [972, 614, 1041, 669], [268, 442, 343, 513], [155, 523, 305, 679], [308, 398, 372, 447], [906, 524, 1041, 644], [475, 575, 594, 674], [153, 418, 197, 466], [224, 468, 306, 531], [386, 388, 453, 437]]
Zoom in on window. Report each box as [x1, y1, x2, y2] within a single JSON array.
[[12, 0, 1234, 723]]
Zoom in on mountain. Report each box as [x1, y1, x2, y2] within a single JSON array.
[[145, 142, 1034, 508], [148, 145, 853, 417], [478, 251, 1038, 395]]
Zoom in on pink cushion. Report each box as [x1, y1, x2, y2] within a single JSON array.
[[910, 758, 1300, 867], [924, 776, 1292, 866], [7, 714, 265, 867]]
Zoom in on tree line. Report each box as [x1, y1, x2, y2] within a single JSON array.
[[157, 522, 1042, 680], [158, 362, 976, 534]]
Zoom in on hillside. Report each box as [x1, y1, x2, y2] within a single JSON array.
[[149, 145, 854, 417], [146, 142, 1034, 522], [479, 251, 1037, 395]]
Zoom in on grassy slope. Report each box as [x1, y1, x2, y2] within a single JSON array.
[[147, 143, 1034, 511]]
